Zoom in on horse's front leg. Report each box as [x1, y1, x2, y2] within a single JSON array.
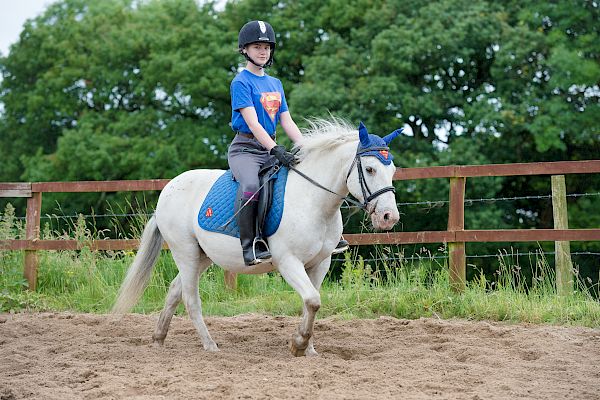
[[277, 256, 321, 357], [304, 255, 332, 357]]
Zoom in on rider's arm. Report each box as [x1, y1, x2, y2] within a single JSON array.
[[239, 107, 277, 151], [279, 111, 303, 144]]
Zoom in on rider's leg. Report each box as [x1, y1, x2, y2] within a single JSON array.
[[235, 188, 272, 265], [228, 135, 272, 266], [332, 236, 349, 254]]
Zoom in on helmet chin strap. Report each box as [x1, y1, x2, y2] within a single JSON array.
[[242, 52, 273, 68]]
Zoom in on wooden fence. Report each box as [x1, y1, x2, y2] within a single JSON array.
[[2, 160, 600, 294]]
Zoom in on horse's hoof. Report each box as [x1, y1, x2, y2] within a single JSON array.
[[204, 342, 220, 352], [152, 338, 164, 347], [289, 341, 306, 357], [290, 345, 306, 357], [305, 347, 319, 357]]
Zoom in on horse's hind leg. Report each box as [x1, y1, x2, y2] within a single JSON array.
[[170, 243, 218, 351], [152, 273, 182, 346], [277, 256, 321, 357]]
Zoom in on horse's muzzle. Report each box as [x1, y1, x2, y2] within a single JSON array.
[[371, 207, 399, 231]]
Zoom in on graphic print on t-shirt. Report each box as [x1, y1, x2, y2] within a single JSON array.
[[260, 92, 281, 121]]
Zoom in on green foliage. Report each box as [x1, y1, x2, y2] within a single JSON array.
[[2, 241, 599, 326], [1, 0, 599, 278], [0, 0, 234, 185], [0, 204, 48, 312], [0, 203, 21, 240], [1, 205, 597, 324], [2, 0, 598, 183], [0, 289, 49, 313]]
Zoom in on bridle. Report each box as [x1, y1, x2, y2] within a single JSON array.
[[288, 143, 396, 211], [347, 145, 396, 207]]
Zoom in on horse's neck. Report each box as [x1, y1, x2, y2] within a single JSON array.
[[288, 140, 357, 216]]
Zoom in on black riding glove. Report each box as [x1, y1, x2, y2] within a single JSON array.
[[270, 145, 297, 167]]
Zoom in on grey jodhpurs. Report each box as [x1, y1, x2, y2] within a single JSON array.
[[227, 134, 271, 200]]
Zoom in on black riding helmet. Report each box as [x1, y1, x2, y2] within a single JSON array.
[[238, 20, 276, 68]]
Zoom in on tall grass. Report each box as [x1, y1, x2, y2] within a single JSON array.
[[1, 204, 599, 327]]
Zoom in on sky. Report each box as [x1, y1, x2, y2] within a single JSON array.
[[0, 0, 54, 57], [0, 0, 228, 57]]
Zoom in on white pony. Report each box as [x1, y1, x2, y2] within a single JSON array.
[[113, 119, 401, 356]]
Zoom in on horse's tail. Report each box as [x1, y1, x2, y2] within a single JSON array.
[[112, 216, 163, 314]]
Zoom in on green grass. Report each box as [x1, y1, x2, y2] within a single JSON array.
[[1, 205, 599, 327]]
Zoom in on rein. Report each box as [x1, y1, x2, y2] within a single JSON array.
[[288, 143, 396, 211], [287, 165, 366, 210]]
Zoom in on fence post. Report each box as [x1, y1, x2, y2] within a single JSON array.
[[24, 192, 42, 290], [551, 175, 573, 295], [448, 177, 466, 292], [224, 271, 237, 290]]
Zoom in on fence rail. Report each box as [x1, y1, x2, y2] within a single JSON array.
[[2, 160, 600, 293]]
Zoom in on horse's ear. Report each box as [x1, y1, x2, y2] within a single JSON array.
[[358, 121, 370, 147], [383, 128, 404, 145]]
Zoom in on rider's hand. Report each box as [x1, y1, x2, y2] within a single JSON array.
[[270, 145, 298, 167]]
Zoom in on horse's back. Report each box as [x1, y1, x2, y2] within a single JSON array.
[[156, 169, 226, 237]]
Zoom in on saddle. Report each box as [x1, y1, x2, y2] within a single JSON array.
[[197, 158, 289, 238], [255, 157, 281, 237]]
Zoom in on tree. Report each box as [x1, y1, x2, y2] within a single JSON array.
[[0, 0, 598, 267], [0, 0, 237, 186]]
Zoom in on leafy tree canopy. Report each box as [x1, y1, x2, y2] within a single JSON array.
[[0, 0, 598, 236], [1, 0, 236, 182]]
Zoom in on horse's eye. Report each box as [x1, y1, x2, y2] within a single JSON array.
[[366, 166, 375, 175]]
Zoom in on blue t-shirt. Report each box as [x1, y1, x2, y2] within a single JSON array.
[[230, 69, 289, 136]]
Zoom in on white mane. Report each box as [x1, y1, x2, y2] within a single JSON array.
[[294, 117, 358, 161]]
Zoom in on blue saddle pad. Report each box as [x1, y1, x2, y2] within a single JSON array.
[[198, 168, 289, 238]]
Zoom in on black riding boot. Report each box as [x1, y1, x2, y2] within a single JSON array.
[[236, 198, 272, 266], [332, 237, 349, 254]]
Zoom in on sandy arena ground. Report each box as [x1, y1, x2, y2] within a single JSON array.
[[1, 312, 599, 399]]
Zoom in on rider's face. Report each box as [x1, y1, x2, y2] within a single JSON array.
[[244, 42, 271, 65]]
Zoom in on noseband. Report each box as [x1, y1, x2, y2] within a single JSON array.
[[288, 143, 396, 211]]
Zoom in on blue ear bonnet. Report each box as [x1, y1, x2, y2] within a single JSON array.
[[357, 122, 403, 166]]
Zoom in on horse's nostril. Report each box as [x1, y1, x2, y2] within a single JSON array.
[[384, 212, 390, 221]]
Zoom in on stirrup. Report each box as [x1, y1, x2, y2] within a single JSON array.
[[332, 239, 349, 255], [249, 237, 272, 265]]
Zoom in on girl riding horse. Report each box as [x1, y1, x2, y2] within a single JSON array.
[[229, 20, 348, 266]]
